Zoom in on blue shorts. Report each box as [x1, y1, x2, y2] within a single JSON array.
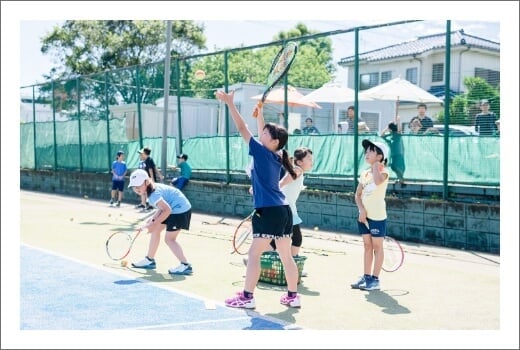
[[252, 205, 292, 240], [172, 177, 189, 190], [357, 218, 387, 238], [111, 180, 125, 191]]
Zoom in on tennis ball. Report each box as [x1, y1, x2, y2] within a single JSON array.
[[314, 226, 319, 231], [121, 260, 128, 267], [70, 217, 74, 222], [194, 69, 206, 80], [84, 195, 89, 199], [108, 213, 111, 217]]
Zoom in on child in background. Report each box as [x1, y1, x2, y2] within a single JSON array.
[[128, 169, 193, 275], [110, 151, 127, 207], [171, 153, 192, 191], [351, 139, 390, 291]]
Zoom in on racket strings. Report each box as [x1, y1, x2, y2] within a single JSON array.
[[106, 232, 133, 260]]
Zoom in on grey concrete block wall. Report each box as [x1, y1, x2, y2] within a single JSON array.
[[20, 169, 500, 254]]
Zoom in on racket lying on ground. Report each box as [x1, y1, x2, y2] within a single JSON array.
[[252, 41, 298, 118], [105, 227, 144, 261], [231, 211, 254, 255], [382, 236, 405, 272]]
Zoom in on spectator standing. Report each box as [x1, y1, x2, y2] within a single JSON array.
[[409, 103, 433, 133], [475, 99, 498, 136], [302, 117, 320, 135]]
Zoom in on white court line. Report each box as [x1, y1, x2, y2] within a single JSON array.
[[21, 243, 306, 330]]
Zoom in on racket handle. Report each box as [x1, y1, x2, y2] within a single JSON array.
[[252, 102, 263, 118]]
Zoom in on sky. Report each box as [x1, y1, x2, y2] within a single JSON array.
[[3, 1, 520, 349], [19, 19, 501, 87]]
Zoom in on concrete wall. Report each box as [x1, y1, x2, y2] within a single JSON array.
[[20, 169, 499, 254]]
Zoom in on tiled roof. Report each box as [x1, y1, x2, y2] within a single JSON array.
[[339, 29, 500, 66]]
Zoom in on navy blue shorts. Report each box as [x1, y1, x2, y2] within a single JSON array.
[[357, 218, 387, 238], [159, 209, 192, 232], [111, 180, 125, 191], [252, 205, 292, 240]]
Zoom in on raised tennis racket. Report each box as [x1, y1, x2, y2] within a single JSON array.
[[382, 236, 404, 272], [231, 211, 254, 255], [105, 228, 143, 261], [252, 41, 298, 118]]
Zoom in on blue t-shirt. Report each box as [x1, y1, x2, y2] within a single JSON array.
[[148, 183, 191, 214], [112, 160, 127, 180], [248, 138, 287, 208]]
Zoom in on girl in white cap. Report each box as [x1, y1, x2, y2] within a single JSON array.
[[127, 169, 193, 275], [351, 139, 390, 291]]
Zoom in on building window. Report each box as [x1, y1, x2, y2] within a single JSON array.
[[406, 68, 418, 84], [360, 73, 379, 90], [475, 67, 500, 88], [432, 63, 444, 82], [381, 71, 392, 83]]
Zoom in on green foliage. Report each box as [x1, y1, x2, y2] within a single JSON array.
[[437, 77, 500, 124]]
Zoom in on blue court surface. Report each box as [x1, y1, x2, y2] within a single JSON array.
[[20, 244, 302, 331]]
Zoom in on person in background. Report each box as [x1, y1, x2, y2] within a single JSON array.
[[128, 169, 193, 275], [346, 105, 366, 133], [474, 99, 498, 136], [409, 103, 433, 133], [381, 116, 406, 186], [302, 117, 320, 135], [110, 150, 128, 207], [171, 153, 192, 191], [136, 146, 164, 211], [215, 89, 301, 309]]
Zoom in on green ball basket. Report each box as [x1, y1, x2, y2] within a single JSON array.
[[259, 251, 307, 286]]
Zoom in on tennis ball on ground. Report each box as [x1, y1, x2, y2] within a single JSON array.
[[108, 213, 111, 217], [314, 226, 319, 231], [70, 217, 74, 222], [121, 260, 128, 267], [84, 195, 89, 199]]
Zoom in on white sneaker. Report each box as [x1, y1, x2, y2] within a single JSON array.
[[168, 263, 193, 275], [131, 257, 156, 269], [301, 271, 308, 277]]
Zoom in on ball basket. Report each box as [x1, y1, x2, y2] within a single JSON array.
[[259, 251, 307, 286]]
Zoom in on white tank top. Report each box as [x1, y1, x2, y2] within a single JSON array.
[[282, 166, 305, 225]]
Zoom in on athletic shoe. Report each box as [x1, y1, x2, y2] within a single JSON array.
[[131, 257, 156, 269], [168, 263, 193, 275], [300, 271, 308, 277], [360, 277, 380, 291], [350, 275, 369, 289], [135, 204, 146, 209], [115, 201, 121, 207], [225, 292, 256, 309], [109, 199, 114, 206], [280, 293, 301, 308], [146, 205, 154, 211]]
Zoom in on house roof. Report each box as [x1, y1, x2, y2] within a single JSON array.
[[338, 29, 500, 66]]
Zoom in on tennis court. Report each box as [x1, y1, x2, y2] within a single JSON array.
[[9, 190, 514, 348]]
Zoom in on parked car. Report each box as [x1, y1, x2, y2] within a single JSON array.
[[432, 124, 478, 136]]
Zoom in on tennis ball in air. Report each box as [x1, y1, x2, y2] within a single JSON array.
[[121, 260, 128, 267], [194, 69, 206, 80], [314, 226, 319, 231]]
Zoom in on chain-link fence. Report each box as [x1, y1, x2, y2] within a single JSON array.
[[20, 20, 500, 192]]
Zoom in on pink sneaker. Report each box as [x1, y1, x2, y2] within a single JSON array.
[[225, 291, 256, 309], [280, 293, 301, 308]]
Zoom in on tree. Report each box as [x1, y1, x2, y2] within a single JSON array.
[[187, 23, 335, 99], [40, 20, 206, 106]]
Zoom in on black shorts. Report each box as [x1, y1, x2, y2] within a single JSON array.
[[160, 209, 191, 232], [252, 205, 292, 240]]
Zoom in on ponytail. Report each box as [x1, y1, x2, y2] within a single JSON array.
[[281, 149, 297, 179]]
